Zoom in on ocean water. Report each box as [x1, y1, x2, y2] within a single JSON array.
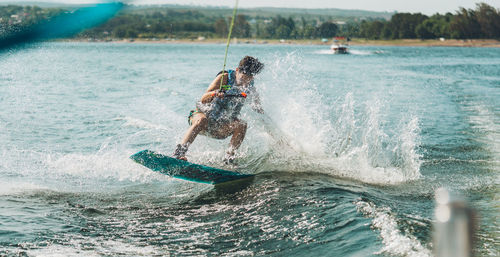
[[0, 42, 498, 256]]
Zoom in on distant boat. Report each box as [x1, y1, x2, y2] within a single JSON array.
[[331, 37, 349, 54]]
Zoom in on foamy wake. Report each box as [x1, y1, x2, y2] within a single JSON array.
[[1, 147, 167, 184], [355, 200, 432, 257], [25, 237, 159, 257], [116, 116, 168, 130], [45, 151, 161, 182], [313, 49, 380, 55], [348, 49, 374, 55], [465, 103, 500, 169], [0, 181, 50, 196]]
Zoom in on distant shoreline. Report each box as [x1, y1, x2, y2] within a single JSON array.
[[348, 39, 500, 48], [65, 38, 500, 48]]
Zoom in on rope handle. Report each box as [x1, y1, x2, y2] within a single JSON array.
[[211, 91, 247, 98]]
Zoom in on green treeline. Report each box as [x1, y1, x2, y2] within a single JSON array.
[[1, 3, 499, 41], [82, 3, 499, 40], [83, 9, 220, 39], [359, 3, 500, 39], [80, 8, 344, 40]]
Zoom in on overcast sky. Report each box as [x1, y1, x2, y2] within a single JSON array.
[[1, 0, 498, 15]]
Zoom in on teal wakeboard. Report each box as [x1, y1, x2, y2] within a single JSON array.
[[130, 150, 254, 184]]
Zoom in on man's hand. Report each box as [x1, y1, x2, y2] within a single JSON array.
[[209, 90, 225, 99], [213, 90, 226, 98]]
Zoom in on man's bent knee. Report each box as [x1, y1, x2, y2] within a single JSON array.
[[235, 120, 247, 132]]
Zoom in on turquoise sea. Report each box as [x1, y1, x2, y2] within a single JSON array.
[[0, 42, 498, 256]]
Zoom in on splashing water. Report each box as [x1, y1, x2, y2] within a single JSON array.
[[243, 52, 422, 184]]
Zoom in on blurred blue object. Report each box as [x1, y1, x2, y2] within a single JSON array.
[[0, 2, 123, 51]]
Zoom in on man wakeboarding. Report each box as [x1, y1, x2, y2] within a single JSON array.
[[173, 56, 264, 164]]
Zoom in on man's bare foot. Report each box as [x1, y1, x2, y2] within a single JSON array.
[[223, 151, 236, 165]]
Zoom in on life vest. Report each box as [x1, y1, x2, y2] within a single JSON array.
[[196, 69, 253, 122], [216, 69, 236, 90]]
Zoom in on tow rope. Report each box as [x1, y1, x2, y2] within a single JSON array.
[[219, 0, 239, 91]]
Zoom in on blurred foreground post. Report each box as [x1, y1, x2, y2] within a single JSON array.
[[434, 188, 477, 257]]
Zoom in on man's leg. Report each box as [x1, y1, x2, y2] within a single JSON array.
[[228, 120, 247, 155], [209, 119, 247, 163], [182, 113, 208, 145], [174, 113, 207, 160]]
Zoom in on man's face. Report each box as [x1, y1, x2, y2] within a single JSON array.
[[236, 69, 254, 86]]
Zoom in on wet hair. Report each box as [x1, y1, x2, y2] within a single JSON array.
[[238, 56, 264, 76]]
